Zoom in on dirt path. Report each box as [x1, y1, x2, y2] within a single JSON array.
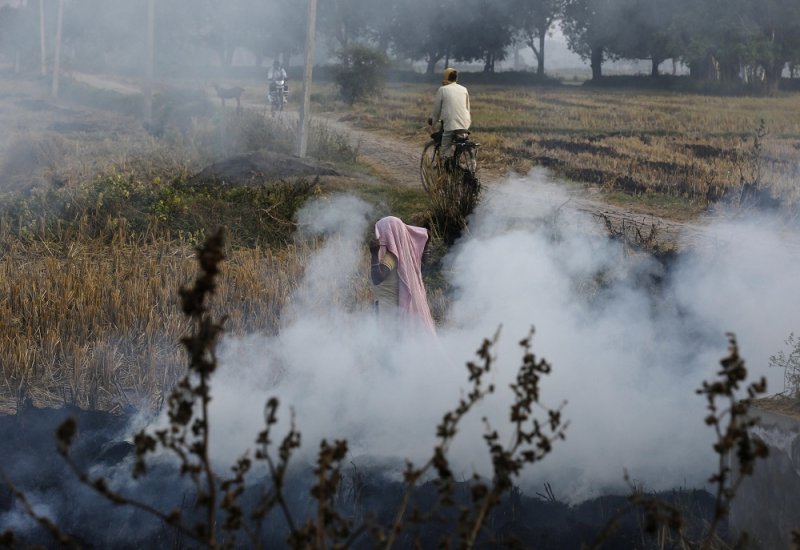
[[320, 117, 423, 188], [67, 72, 701, 249], [316, 112, 699, 249]]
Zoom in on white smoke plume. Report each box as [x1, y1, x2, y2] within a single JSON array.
[[205, 169, 799, 502]]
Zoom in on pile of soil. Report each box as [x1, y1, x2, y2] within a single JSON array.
[[189, 151, 338, 186]]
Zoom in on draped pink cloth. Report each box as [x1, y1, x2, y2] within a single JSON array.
[[375, 216, 436, 334]]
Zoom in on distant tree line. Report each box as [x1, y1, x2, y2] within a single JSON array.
[[562, 0, 800, 91], [1, 0, 799, 90]]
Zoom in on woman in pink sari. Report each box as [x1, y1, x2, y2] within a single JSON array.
[[369, 216, 436, 334]]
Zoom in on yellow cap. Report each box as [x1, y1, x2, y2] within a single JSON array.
[[442, 67, 458, 84]]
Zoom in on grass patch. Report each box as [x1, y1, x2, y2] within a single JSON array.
[[603, 190, 708, 221], [0, 76, 373, 411]]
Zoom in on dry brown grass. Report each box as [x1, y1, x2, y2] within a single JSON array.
[[318, 83, 800, 217], [0, 226, 316, 413], [0, 74, 425, 414]]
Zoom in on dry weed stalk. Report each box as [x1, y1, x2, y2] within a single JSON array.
[[587, 334, 768, 550], [19, 232, 567, 549]]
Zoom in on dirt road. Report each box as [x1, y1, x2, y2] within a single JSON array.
[[67, 72, 700, 249], [316, 111, 695, 249]]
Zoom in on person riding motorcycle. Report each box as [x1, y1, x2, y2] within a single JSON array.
[[268, 60, 288, 95], [428, 67, 471, 169]]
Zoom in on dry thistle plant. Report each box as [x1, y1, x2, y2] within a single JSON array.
[[4, 229, 568, 549], [427, 169, 482, 245], [587, 334, 768, 550], [1, 232, 773, 549], [769, 332, 800, 397]]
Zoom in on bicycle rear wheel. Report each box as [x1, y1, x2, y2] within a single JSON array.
[[420, 141, 441, 194]]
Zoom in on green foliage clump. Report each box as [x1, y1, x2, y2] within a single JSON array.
[[0, 170, 319, 248], [331, 45, 388, 105], [307, 121, 359, 165]]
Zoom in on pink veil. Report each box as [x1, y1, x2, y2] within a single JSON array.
[[375, 216, 436, 334]]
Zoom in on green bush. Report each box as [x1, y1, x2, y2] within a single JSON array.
[[331, 45, 388, 105]]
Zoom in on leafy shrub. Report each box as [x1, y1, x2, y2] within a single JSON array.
[[0, 169, 319, 247], [307, 121, 358, 164], [331, 45, 388, 105]]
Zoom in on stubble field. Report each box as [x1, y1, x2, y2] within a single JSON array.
[[324, 82, 800, 219], [2, 74, 800, 412]]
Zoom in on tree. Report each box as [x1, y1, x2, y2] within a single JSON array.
[[562, 0, 626, 80], [331, 44, 387, 104], [318, 0, 380, 50], [0, 3, 37, 73], [609, 0, 679, 77], [744, 0, 800, 92], [451, 0, 516, 73], [512, 0, 565, 76], [389, 0, 453, 74], [237, 0, 306, 68]]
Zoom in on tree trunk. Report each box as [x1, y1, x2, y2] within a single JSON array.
[[651, 56, 662, 77], [718, 60, 738, 82], [143, 0, 155, 126], [378, 35, 390, 55], [689, 54, 717, 81], [425, 54, 438, 75], [537, 33, 545, 77], [51, 0, 64, 97], [483, 52, 493, 73], [763, 61, 784, 94], [39, 0, 46, 76], [590, 45, 603, 80]]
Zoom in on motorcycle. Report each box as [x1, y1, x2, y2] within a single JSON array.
[[268, 79, 288, 113]]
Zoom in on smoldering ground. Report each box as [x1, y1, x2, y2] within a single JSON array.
[[205, 169, 800, 503], [1, 170, 795, 544]]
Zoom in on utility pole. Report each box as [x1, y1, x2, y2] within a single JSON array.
[[39, 0, 46, 76], [51, 0, 64, 98], [143, 0, 155, 126], [296, 0, 317, 158]]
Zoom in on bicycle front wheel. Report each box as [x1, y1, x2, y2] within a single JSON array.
[[420, 141, 441, 194]]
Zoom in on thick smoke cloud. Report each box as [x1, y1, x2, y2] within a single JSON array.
[[202, 169, 799, 503]]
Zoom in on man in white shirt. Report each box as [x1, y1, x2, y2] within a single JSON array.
[[428, 67, 471, 165], [268, 60, 288, 94]]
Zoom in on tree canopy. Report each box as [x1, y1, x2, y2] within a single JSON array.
[[1, 0, 799, 89]]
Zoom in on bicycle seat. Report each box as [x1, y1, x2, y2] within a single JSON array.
[[430, 130, 443, 144]]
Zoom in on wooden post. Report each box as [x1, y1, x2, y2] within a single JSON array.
[[143, 0, 155, 125], [296, 0, 317, 158], [39, 0, 46, 76], [51, 0, 64, 98]]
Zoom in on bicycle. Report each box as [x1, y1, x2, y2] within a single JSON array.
[[419, 124, 481, 243], [420, 126, 480, 194]]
